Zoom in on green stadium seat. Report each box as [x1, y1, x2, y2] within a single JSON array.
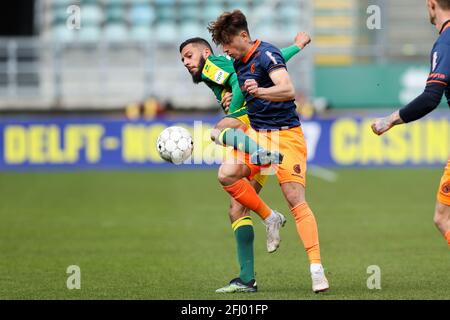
[[279, 4, 301, 22], [129, 4, 155, 26], [105, 4, 126, 23], [103, 23, 129, 42], [130, 25, 153, 41], [179, 21, 203, 39], [179, 4, 199, 21], [52, 0, 77, 7], [156, 5, 176, 22], [52, 25, 76, 42], [80, 5, 103, 26], [203, 4, 225, 22], [78, 25, 101, 42], [154, 0, 176, 5], [155, 22, 178, 42]]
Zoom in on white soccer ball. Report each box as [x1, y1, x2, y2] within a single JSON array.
[[156, 126, 193, 165]]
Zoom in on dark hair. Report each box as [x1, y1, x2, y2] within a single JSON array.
[[437, 0, 450, 9], [179, 37, 214, 53], [207, 10, 250, 45]]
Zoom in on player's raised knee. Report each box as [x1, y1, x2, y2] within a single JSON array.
[[218, 164, 246, 186]]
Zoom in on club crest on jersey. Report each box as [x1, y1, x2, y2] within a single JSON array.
[[433, 52, 438, 71], [442, 182, 450, 194], [250, 63, 256, 74]]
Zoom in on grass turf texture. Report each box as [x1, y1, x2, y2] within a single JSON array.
[[0, 168, 449, 300]]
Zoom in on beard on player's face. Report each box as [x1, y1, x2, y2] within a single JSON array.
[[191, 56, 206, 84]]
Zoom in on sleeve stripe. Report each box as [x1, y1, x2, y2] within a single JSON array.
[[426, 80, 448, 86], [268, 64, 286, 73]]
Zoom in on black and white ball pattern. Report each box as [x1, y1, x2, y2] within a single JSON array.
[[156, 126, 193, 165]]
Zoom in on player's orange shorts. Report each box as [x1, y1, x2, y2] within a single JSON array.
[[437, 159, 450, 206], [230, 126, 307, 186]]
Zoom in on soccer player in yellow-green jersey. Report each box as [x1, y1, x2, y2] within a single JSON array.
[[179, 33, 311, 293]]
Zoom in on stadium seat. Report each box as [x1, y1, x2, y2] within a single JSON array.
[[279, 3, 301, 22], [154, 0, 176, 5], [179, 4, 199, 22], [52, 24, 76, 42], [103, 23, 129, 42], [78, 25, 102, 42], [156, 5, 176, 22], [179, 21, 203, 39], [80, 5, 103, 26], [203, 4, 225, 22], [129, 4, 155, 26], [130, 25, 153, 41], [155, 22, 178, 43], [105, 4, 126, 23], [52, 0, 77, 7]]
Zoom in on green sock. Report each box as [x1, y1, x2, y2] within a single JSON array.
[[219, 128, 264, 155], [232, 217, 255, 283]]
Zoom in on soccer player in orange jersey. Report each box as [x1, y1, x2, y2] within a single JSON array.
[[372, 0, 450, 247], [208, 10, 329, 293]]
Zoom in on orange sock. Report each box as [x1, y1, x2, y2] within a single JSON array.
[[445, 230, 450, 246], [223, 179, 272, 220], [291, 202, 321, 264]]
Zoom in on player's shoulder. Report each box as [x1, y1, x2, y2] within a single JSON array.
[[435, 29, 450, 49], [203, 55, 234, 85], [258, 41, 282, 54], [206, 55, 234, 70]]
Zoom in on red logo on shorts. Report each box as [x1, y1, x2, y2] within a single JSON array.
[[442, 183, 450, 194], [293, 164, 301, 174]]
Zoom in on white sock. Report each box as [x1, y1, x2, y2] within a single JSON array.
[[310, 263, 323, 273], [264, 211, 277, 224]]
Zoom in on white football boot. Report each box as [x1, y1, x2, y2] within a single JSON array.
[[311, 264, 329, 293], [264, 210, 286, 253]]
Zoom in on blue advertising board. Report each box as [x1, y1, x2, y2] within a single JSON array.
[[0, 114, 448, 171]]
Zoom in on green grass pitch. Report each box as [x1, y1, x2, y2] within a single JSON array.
[[0, 168, 449, 300]]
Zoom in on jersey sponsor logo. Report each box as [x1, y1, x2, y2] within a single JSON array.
[[265, 51, 278, 65], [214, 70, 225, 84], [433, 52, 438, 72]]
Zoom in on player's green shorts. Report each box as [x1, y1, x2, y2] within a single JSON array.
[[226, 106, 250, 126]]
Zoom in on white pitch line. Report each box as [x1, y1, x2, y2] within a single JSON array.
[[308, 165, 338, 183]]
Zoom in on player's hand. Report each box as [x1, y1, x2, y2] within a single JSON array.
[[244, 79, 259, 97], [221, 92, 233, 113], [294, 32, 311, 50], [371, 111, 403, 136], [371, 117, 394, 135]]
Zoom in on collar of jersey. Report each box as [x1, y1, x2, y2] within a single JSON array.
[[440, 19, 450, 34], [241, 39, 261, 63]]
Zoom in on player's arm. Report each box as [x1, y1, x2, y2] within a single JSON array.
[[245, 68, 295, 102], [372, 45, 450, 135], [371, 84, 444, 135], [244, 48, 295, 101], [225, 73, 246, 113], [280, 32, 311, 62]]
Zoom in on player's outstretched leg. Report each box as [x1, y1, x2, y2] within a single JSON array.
[[218, 163, 286, 253], [281, 182, 329, 293], [211, 117, 283, 165]]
